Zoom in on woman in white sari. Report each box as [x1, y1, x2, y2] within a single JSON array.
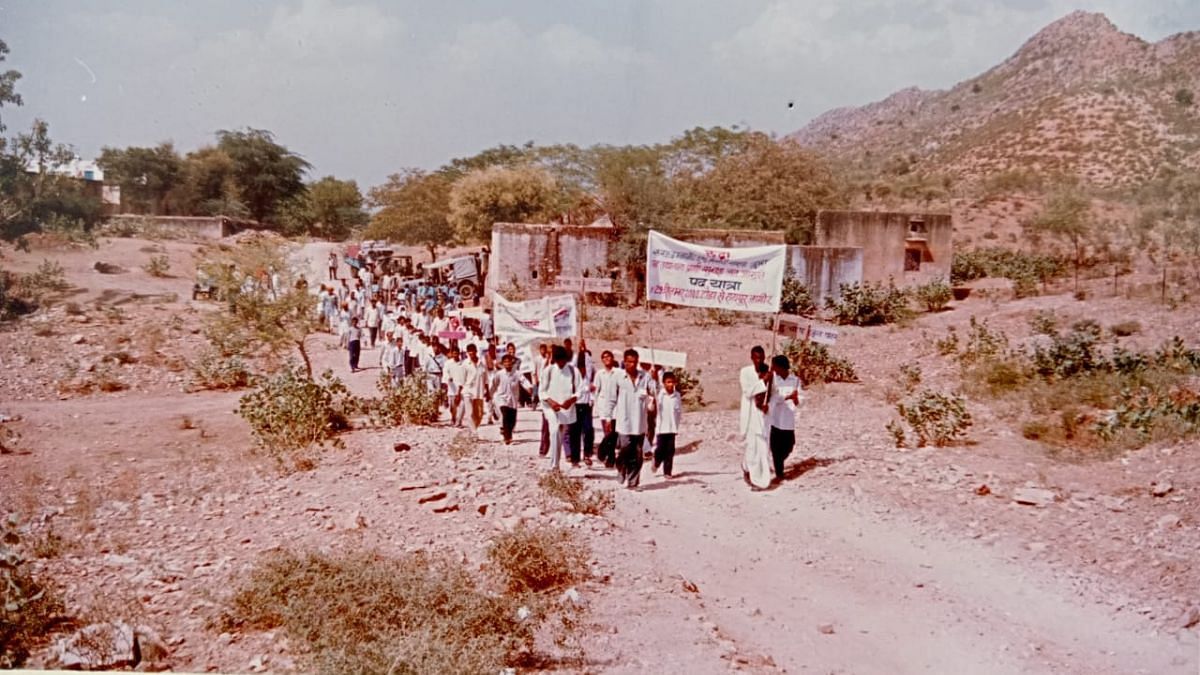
[[742, 362, 773, 490]]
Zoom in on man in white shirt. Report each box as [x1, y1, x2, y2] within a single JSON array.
[[461, 344, 487, 432], [738, 346, 767, 439], [613, 349, 654, 489], [767, 354, 803, 483], [654, 371, 684, 478], [593, 349, 621, 468], [567, 345, 596, 466], [365, 300, 382, 349], [538, 345, 578, 471], [493, 353, 527, 444], [381, 334, 404, 385], [442, 346, 467, 427]]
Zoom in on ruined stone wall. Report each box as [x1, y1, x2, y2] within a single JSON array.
[[815, 210, 952, 285], [788, 246, 863, 305], [487, 223, 617, 298]]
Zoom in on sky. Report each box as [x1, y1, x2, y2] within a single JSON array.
[[2, 0, 1198, 189]]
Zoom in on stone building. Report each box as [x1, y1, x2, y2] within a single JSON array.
[[486, 209, 950, 305]]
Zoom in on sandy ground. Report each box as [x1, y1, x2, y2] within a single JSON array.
[[1, 235, 1198, 673]]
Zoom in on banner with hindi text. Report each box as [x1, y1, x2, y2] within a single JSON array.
[[645, 230, 786, 313]]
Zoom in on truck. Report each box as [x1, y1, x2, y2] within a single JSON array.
[[410, 255, 482, 302]]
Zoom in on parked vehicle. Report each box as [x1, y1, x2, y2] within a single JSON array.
[[416, 255, 482, 301]]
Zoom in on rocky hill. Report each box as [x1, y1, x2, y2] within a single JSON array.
[[789, 11, 1200, 190]]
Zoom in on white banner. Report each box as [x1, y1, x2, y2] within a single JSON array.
[[646, 230, 786, 313], [493, 294, 553, 338], [632, 347, 687, 369], [493, 293, 578, 339]]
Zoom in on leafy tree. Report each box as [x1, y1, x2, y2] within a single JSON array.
[[216, 128, 309, 225], [448, 165, 558, 243], [2, 120, 100, 240], [279, 176, 366, 240], [438, 142, 535, 180], [173, 146, 245, 217], [674, 133, 846, 242], [1025, 183, 1093, 291], [201, 238, 320, 378], [97, 142, 183, 214], [0, 39, 22, 137], [365, 169, 455, 261]]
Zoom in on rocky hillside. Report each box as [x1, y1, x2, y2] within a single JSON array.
[[790, 11, 1200, 190]]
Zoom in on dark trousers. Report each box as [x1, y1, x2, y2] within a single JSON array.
[[328, 267, 337, 280], [539, 417, 550, 456], [597, 422, 618, 467], [617, 434, 645, 488], [348, 340, 361, 371], [769, 427, 795, 479], [654, 433, 677, 477], [500, 406, 517, 442], [645, 410, 657, 451], [368, 326, 379, 347], [568, 403, 594, 462]]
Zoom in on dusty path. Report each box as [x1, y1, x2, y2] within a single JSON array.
[[308, 329, 1199, 674]]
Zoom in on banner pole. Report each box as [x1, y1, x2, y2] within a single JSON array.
[[770, 312, 780, 356]]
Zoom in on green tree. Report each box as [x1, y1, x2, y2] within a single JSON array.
[[439, 142, 535, 180], [673, 133, 846, 242], [448, 165, 558, 243], [279, 176, 366, 240], [2, 120, 99, 240], [216, 128, 309, 225], [97, 142, 183, 214], [201, 238, 320, 378], [173, 146, 245, 217], [1026, 184, 1093, 291], [0, 39, 22, 137], [365, 169, 455, 261]]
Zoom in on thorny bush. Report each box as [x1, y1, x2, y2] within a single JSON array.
[[913, 279, 953, 312], [2, 515, 69, 668], [826, 281, 912, 326], [225, 549, 537, 675], [488, 524, 590, 595], [236, 367, 359, 469], [189, 348, 254, 391], [368, 372, 442, 426], [782, 339, 859, 386], [672, 368, 705, 410], [780, 271, 817, 316], [538, 471, 614, 516], [889, 389, 973, 448]]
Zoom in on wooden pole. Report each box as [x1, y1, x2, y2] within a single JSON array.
[[770, 312, 780, 356]]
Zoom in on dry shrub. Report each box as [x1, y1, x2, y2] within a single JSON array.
[[225, 549, 534, 675], [368, 372, 441, 426], [446, 430, 476, 461], [538, 471, 613, 515], [2, 515, 71, 668], [488, 524, 589, 595], [189, 349, 253, 391], [1110, 320, 1141, 337]]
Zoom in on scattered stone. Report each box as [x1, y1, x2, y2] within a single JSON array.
[[337, 510, 367, 530], [560, 587, 584, 606], [817, 623, 835, 635], [432, 501, 459, 514], [1151, 481, 1173, 498], [393, 442, 411, 452], [398, 482, 430, 492], [94, 261, 127, 274], [642, 536, 656, 546], [248, 654, 269, 673], [134, 625, 170, 665], [1155, 514, 1181, 531], [418, 491, 447, 504], [53, 622, 137, 670], [520, 506, 542, 520], [1012, 487, 1056, 507], [1026, 542, 1048, 554], [1099, 495, 1127, 512], [70, 334, 87, 345], [681, 578, 700, 594], [1181, 607, 1200, 629], [974, 483, 991, 496]]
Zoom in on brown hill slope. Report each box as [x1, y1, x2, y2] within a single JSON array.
[[789, 11, 1200, 190]]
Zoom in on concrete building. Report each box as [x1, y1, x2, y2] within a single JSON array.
[[814, 210, 952, 284], [487, 209, 950, 305]]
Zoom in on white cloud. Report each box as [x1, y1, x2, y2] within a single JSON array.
[[443, 18, 649, 73]]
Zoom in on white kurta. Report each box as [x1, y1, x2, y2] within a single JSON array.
[[742, 378, 772, 489], [738, 364, 760, 437]]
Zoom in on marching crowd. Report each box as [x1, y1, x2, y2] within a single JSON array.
[[314, 251, 804, 491]]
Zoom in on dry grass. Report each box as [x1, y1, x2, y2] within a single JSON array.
[[488, 524, 590, 595], [538, 471, 613, 515], [224, 549, 536, 674], [446, 430, 476, 462]]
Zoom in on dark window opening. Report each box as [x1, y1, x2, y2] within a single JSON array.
[[904, 248, 922, 272]]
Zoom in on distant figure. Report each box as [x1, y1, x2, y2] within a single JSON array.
[[346, 317, 362, 373], [328, 251, 338, 280]]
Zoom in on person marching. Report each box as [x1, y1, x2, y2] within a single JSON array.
[[767, 355, 803, 483], [462, 343, 487, 433], [739, 346, 767, 442], [442, 346, 466, 427], [654, 371, 683, 478], [593, 349, 620, 468], [614, 349, 654, 489], [539, 345, 579, 471], [493, 353, 527, 445], [567, 341, 596, 466], [346, 317, 363, 374], [742, 361, 772, 490]]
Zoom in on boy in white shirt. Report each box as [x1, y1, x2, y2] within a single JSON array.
[[538, 345, 578, 471], [442, 346, 466, 427], [462, 344, 487, 432], [767, 354, 803, 483], [593, 350, 620, 468], [654, 371, 683, 478], [614, 349, 654, 489], [493, 354, 527, 444]]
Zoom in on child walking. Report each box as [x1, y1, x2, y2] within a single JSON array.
[[654, 371, 683, 478]]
